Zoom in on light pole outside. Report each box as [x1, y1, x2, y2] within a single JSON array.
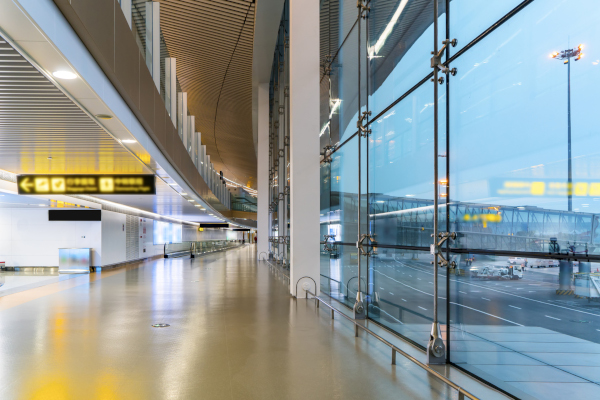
[[550, 44, 583, 212]]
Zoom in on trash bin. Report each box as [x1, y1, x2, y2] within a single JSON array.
[[59, 248, 91, 274]]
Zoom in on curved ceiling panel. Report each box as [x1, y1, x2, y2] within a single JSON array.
[[157, 0, 257, 188]]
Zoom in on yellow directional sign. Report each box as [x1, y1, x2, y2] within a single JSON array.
[[17, 175, 156, 195]]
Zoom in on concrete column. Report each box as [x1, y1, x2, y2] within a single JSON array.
[[558, 260, 573, 291], [257, 83, 270, 259], [579, 262, 591, 274], [120, 0, 132, 29], [145, 1, 160, 90], [289, 0, 320, 298], [177, 92, 187, 142], [165, 58, 177, 125]]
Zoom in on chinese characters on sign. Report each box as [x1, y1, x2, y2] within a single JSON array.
[[17, 175, 156, 195]]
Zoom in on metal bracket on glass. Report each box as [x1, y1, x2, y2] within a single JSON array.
[[357, 111, 372, 137], [278, 236, 285, 244], [279, 105, 284, 115], [430, 232, 457, 268], [324, 55, 333, 76], [278, 192, 284, 201], [322, 144, 335, 163], [284, 136, 290, 146], [357, 0, 370, 17], [274, 121, 279, 129], [322, 234, 336, 253], [284, 86, 289, 97], [284, 185, 290, 195], [284, 236, 290, 245], [430, 38, 458, 84], [278, 149, 285, 158], [274, 159, 279, 167], [357, 233, 377, 257]]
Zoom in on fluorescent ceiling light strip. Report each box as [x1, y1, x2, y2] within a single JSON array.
[[369, 0, 409, 57]]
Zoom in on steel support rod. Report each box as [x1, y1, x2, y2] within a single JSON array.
[[428, 0, 445, 365]]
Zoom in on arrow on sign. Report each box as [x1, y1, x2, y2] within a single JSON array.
[[19, 177, 33, 193]]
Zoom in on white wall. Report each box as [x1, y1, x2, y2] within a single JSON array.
[[183, 226, 228, 242], [0, 208, 102, 267], [100, 210, 126, 266], [138, 217, 163, 259]]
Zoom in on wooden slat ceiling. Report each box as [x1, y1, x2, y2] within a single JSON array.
[[155, 0, 257, 188]]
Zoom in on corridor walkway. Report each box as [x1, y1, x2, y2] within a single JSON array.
[[0, 246, 507, 399]]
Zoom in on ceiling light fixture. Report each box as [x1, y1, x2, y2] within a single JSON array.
[[121, 139, 137, 143], [47, 156, 52, 160], [52, 70, 78, 79], [96, 114, 113, 120]]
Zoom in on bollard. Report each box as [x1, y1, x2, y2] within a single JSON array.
[[392, 348, 396, 365], [355, 324, 359, 337], [331, 309, 334, 319]]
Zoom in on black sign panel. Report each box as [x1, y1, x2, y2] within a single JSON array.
[[199, 223, 229, 228], [17, 175, 156, 195], [49, 210, 102, 221]]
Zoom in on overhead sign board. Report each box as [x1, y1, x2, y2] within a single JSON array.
[[17, 175, 156, 195]]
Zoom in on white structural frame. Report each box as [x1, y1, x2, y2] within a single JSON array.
[[145, 1, 160, 90], [289, 0, 320, 297]]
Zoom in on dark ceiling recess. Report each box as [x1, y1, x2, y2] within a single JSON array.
[[155, 0, 257, 188]]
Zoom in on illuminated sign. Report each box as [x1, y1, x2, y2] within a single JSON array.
[[492, 179, 600, 197], [17, 175, 156, 195], [462, 213, 502, 228]]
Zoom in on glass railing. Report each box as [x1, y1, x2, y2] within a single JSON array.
[[231, 195, 257, 213], [164, 240, 243, 258]]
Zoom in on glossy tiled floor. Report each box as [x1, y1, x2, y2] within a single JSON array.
[[0, 246, 508, 399]]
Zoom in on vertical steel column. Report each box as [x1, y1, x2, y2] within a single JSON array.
[[428, 0, 445, 365], [353, 2, 366, 320], [283, 33, 290, 267], [278, 54, 285, 264], [444, 0, 451, 362]]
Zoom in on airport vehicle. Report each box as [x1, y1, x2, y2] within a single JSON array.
[[508, 257, 527, 265], [469, 264, 523, 280], [529, 259, 559, 268]]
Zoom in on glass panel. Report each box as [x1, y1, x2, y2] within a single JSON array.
[[332, 24, 359, 143], [449, 0, 523, 56], [450, 252, 600, 399], [330, 136, 358, 243], [368, 0, 445, 118], [369, 82, 435, 246], [369, 248, 443, 348], [449, 0, 600, 254]]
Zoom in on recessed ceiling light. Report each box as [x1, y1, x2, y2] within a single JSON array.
[[121, 139, 137, 143], [52, 70, 77, 79], [47, 156, 52, 160], [96, 114, 113, 120], [180, 192, 188, 195], [194, 204, 201, 207], [168, 183, 177, 186], [187, 200, 194, 202]]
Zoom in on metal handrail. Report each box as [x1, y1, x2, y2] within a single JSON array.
[[305, 290, 478, 400]]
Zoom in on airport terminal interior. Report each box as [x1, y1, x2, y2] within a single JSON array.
[[0, 0, 598, 399]]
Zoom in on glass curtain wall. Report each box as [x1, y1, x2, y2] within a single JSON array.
[[268, 3, 291, 268], [319, 0, 600, 398]]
